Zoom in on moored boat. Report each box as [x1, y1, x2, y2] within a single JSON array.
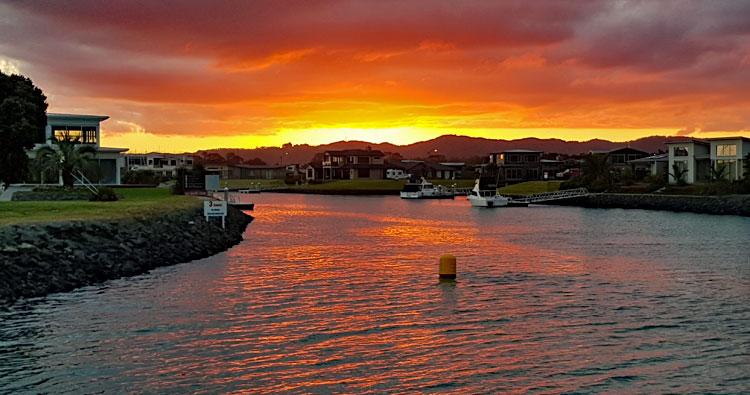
[[400, 177, 454, 199], [467, 179, 509, 208]]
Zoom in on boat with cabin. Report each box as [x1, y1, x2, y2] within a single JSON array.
[[400, 177, 454, 199], [467, 179, 509, 208]]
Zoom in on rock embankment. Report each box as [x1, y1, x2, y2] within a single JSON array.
[[552, 193, 750, 216], [0, 207, 252, 305]]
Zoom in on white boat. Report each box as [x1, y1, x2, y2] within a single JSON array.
[[400, 177, 454, 199], [468, 179, 509, 208]]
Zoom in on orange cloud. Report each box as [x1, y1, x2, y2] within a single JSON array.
[[0, 0, 747, 151]]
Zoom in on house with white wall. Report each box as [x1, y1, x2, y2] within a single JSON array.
[[124, 153, 194, 177], [667, 137, 749, 184], [708, 137, 750, 181], [28, 113, 128, 185]]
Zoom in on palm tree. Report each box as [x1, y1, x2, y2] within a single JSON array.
[[668, 162, 688, 186], [35, 137, 96, 188], [582, 153, 611, 183], [710, 162, 728, 182]]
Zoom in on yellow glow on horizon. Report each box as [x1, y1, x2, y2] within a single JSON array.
[[102, 126, 750, 153]]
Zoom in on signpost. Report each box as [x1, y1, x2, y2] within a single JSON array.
[[203, 200, 228, 229]]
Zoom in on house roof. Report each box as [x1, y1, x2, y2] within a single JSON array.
[[233, 164, 286, 170], [325, 149, 384, 156], [97, 147, 129, 153], [491, 149, 542, 154], [666, 138, 709, 145], [705, 136, 750, 142], [402, 161, 455, 171], [606, 147, 650, 155], [628, 153, 668, 163], [47, 113, 110, 122]]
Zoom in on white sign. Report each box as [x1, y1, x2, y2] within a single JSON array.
[[204, 200, 228, 229], [204, 200, 227, 216]]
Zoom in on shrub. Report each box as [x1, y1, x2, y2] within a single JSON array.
[[90, 187, 119, 201], [560, 176, 587, 190], [588, 178, 610, 193], [284, 174, 302, 185], [123, 170, 171, 185]]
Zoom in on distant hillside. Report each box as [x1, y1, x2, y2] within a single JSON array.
[[196, 134, 671, 165]]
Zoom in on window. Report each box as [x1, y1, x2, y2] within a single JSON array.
[[716, 144, 737, 157], [53, 126, 82, 142], [506, 168, 523, 179], [81, 126, 97, 144], [715, 160, 736, 180], [52, 125, 97, 144], [673, 146, 688, 157], [525, 155, 538, 162]]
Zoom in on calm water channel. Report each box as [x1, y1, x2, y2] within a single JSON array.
[[2, 194, 750, 393]]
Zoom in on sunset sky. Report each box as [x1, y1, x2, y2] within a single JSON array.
[[1, 0, 749, 152]]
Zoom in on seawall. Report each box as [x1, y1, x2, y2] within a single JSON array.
[[551, 193, 750, 217], [0, 207, 253, 305]]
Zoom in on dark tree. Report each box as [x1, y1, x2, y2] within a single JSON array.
[[0, 72, 48, 186], [202, 152, 225, 164], [244, 157, 266, 165], [225, 152, 244, 165]]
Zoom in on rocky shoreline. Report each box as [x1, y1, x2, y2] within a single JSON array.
[[550, 193, 750, 216], [0, 207, 253, 305]]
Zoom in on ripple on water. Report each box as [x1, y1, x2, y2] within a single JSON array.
[[1, 195, 749, 393]]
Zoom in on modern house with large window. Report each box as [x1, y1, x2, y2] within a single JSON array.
[[321, 149, 385, 180], [124, 153, 195, 177], [489, 149, 543, 182], [28, 113, 128, 185], [666, 137, 749, 184], [709, 137, 750, 181]]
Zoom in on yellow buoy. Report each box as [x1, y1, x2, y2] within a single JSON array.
[[439, 254, 457, 279]]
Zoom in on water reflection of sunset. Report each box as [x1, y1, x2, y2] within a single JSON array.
[[3, 194, 748, 393]]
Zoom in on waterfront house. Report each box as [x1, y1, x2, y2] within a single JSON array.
[[627, 153, 668, 179], [439, 162, 466, 178], [489, 149, 543, 182], [707, 137, 750, 181], [321, 148, 385, 180], [236, 165, 289, 179], [401, 160, 457, 180], [602, 147, 650, 171], [124, 153, 195, 177], [202, 164, 290, 180], [541, 159, 565, 179], [28, 113, 128, 185], [666, 139, 711, 184]]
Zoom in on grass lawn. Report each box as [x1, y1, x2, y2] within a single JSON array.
[[499, 181, 563, 195], [0, 188, 200, 226], [221, 179, 287, 189]]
